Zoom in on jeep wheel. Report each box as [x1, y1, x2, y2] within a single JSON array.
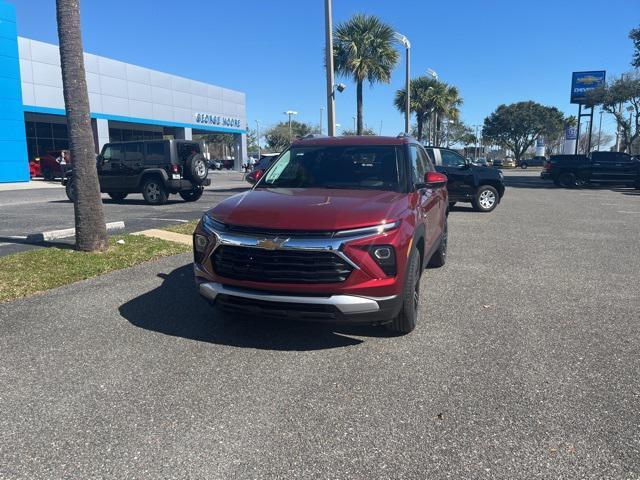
[[142, 178, 167, 205], [472, 185, 499, 212], [65, 179, 75, 202], [108, 192, 128, 202], [179, 187, 204, 202], [386, 245, 421, 335], [185, 154, 209, 185], [428, 218, 447, 268]]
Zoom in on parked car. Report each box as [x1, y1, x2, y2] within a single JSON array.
[[208, 159, 223, 170], [63, 139, 211, 205], [424, 147, 505, 212], [502, 157, 516, 168], [30, 150, 72, 180], [492, 158, 504, 168], [471, 157, 489, 167], [542, 152, 640, 188], [518, 156, 546, 169], [193, 135, 449, 334], [245, 153, 280, 184]]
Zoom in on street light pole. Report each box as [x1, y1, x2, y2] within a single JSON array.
[[284, 110, 298, 142], [394, 32, 411, 134], [324, 0, 336, 136], [255, 119, 260, 160], [426, 69, 438, 144], [319, 107, 324, 135]]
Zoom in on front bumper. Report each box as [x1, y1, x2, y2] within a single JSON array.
[[198, 281, 400, 325]]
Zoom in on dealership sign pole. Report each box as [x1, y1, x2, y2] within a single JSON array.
[[570, 71, 605, 154]]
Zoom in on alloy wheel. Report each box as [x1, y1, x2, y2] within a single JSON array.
[[146, 182, 160, 201], [479, 189, 496, 209]]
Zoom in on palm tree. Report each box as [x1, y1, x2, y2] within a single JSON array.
[[56, 0, 107, 251], [428, 82, 463, 146], [334, 15, 399, 135], [394, 76, 438, 141]]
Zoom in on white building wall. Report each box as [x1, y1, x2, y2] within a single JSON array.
[[17, 37, 246, 134]]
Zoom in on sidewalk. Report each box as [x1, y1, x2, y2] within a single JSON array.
[[0, 179, 63, 191]]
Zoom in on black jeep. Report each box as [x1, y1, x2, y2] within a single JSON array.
[[64, 140, 210, 205]]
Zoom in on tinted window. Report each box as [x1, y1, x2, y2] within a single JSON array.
[[417, 146, 434, 172], [441, 150, 467, 167], [124, 143, 144, 163], [102, 145, 122, 162], [145, 142, 166, 164], [260, 145, 400, 191], [178, 142, 201, 161]]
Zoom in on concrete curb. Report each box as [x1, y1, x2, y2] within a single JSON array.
[[25, 221, 125, 243], [132, 229, 192, 246]]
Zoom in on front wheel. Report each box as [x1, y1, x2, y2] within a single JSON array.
[[472, 185, 499, 212], [179, 187, 204, 202], [520, 162, 528, 169], [142, 178, 168, 205], [386, 246, 421, 335]]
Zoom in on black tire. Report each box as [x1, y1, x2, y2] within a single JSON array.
[[520, 162, 528, 169], [386, 245, 421, 335], [141, 177, 168, 205], [558, 172, 582, 188], [179, 186, 204, 202], [448, 201, 456, 209], [43, 167, 54, 181], [108, 192, 128, 202], [65, 179, 75, 202], [428, 218, 448, 268], [185, 154, 209, 185], [472, 185, 499, 212]]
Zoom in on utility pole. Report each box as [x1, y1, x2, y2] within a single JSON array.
[[319, 107, 324, 135], [324, 0, 336, 136], [615, 73, 625, 151], [473, 124, 481, 161], [352, 116, 356, 131], [284, 110, 297, 142], [597, 110, 603, 151], [255, 119, 260, 160]]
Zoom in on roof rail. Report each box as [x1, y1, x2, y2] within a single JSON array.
[[301, 133, 328, 139]]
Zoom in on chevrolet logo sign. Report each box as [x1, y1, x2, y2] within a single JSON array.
[[255, 237, 289, 250]]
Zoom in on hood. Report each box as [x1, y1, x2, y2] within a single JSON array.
[[209, 188, 409, 231]]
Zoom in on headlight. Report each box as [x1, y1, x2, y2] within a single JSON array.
[[201, 214, 225, 233]]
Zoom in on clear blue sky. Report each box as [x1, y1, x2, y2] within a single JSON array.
[[11, 0, 639, 138]]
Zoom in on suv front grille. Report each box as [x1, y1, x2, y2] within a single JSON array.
[[212, 245, 353, 283]]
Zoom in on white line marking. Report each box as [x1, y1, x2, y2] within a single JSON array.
[[618, 211, 640, 214], [145, 218, 190, 223]]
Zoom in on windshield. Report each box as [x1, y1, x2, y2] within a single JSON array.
[[257, 145, 400, 191]]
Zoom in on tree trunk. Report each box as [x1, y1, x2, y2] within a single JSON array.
[[416, 114, 423, 142], [56, 0, 108, 252], [356, 80, 363, 135]]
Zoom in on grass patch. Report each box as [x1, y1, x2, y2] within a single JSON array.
[[0, 234, 190, 303], [163, 219, 199, 236]]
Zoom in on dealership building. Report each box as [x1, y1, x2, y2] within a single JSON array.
[[0, 1, 247, 183]]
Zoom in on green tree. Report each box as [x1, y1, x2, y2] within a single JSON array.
[[587, 74, 640, 153], [482, 101, 564, 163], [264, 120, 314, 151], [630, 26, 640, 68], [56, 0, 107, 252], [341, 127, 377, 136], [395, 77, 462, 144], [333, 14, 399, 135]]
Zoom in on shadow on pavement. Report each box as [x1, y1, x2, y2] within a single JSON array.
[[119, 264, 392, 351]]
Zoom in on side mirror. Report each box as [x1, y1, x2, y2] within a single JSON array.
[[424, 171, 448, 188]]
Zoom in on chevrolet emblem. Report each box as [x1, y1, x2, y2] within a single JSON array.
[[256, 237, 289, 250]]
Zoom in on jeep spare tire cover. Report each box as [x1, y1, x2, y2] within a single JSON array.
[[185, 153, 209, 185]]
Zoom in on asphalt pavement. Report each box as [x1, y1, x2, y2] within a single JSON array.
[[1, 170, 639, 479], [0, 171, 248, 256]]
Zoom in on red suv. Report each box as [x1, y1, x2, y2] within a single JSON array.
[[193, 135, 449, 334]]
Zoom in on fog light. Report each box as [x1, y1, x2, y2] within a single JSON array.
[[369, 245, 396, 276], [194, 234, 208, 252], [373, 247, 392, 260]]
